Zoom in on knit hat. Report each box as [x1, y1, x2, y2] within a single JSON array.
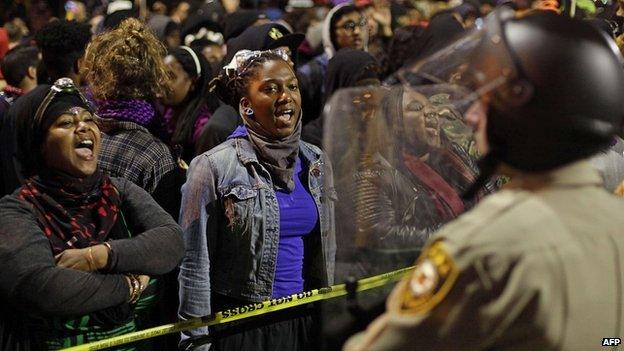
[[223, 10, 267, 41], [225, 23, 304, 63]]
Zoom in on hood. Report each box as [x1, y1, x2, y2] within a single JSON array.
[[322, 3, 368, 59]]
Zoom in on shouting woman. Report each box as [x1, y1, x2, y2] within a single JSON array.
[[178, 49, 336, 351]]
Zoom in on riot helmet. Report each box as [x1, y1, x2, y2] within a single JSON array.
[[400, 8, 624, 197]]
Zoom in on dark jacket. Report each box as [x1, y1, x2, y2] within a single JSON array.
[[195, 105, 242, 155], [0, 177, 184, 350], [0, 90, 24, 197]]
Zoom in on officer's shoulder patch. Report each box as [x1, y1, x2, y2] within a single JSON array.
[[399, 240, 458, 315]]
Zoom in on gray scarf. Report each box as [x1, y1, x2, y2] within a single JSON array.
[[241, 111, 302, 192]]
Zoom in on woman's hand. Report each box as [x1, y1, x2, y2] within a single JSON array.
[[125, 274, 151, 303], [55, 244, 109, 272], [137, 275, 150, 292]]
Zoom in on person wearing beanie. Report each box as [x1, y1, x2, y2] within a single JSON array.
[[0, 78, 183, 350], [102, 0, 138, 30]]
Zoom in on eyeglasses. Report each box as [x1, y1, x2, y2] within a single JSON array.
[[224, 48, 291, 78], [339, 19, 367, 32], [33, 77, 94, 130]]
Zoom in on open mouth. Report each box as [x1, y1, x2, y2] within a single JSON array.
[[75, 138, 95, 160], [425, 127, 439, 138], [275, 109, 295, 127]]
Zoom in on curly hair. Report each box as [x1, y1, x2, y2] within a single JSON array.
[[34, 20, 92, 82], [210, 51, 286, 108], [81, 18, 171, 100]]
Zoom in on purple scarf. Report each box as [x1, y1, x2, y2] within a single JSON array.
[[97, 99, 156, 128]]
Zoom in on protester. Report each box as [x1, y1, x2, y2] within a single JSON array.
[[1, 19, 91, 197], [298, 3, 369, 124], [385, 25, 425, 76], [182, 14, 225, 72], [102, 0, 138, 30], [161, 46, 219, 163], [147, 14, 181, 50], [195, 23, 304, 154], [302, 48, 381, 147], [81, 24, 186, 340], [0, 78, 183, 350], [384, 11, 465, 85], [179, 49, 336, 350], [180, 13, 224, 48], [34, 19, 92, 85], [190, 38, 225, 73], [0, 45, 39, 196], [360, 0, 393, 76], [81, 17, 184, 220]]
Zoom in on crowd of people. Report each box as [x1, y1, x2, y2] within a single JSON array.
[[1, 0, 624, 350]]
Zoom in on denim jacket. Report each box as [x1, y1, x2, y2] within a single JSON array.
[[178, 136, 336, 344]]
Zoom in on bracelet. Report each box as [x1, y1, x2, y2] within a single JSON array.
[[127, 274, 141, 304], [87, 247, 96, 271], [102, 242, 112, 271]]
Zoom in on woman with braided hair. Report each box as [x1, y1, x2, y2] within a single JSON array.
[[178, 49, 336, 350]]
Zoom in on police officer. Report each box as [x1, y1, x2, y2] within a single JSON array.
[[344, 8, 624, 351]]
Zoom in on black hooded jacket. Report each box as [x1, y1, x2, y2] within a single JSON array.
[[302, 48, 379, 147]]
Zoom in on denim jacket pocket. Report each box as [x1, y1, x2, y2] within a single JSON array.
[[220, 185, 258, 235]]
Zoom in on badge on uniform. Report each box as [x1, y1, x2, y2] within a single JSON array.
[[400, 240, 458, 315]]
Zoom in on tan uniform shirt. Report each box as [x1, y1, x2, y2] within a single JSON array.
[[345, 160, 624, 351]]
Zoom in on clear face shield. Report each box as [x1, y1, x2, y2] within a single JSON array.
[[397, 7, 533, 113], [318, 9, 522, 347], [323, 84, 484, 280]]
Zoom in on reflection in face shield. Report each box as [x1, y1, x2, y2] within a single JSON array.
[[320, 85, 498, 343], [326, 85, 492, 268], [465, 99, 490, 154], [402, 89, 442, 151]]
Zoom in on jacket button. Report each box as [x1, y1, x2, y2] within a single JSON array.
[[311, 168, 321, 177]]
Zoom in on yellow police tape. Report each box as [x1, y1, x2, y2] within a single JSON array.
[[61, 265, 415, 351]]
